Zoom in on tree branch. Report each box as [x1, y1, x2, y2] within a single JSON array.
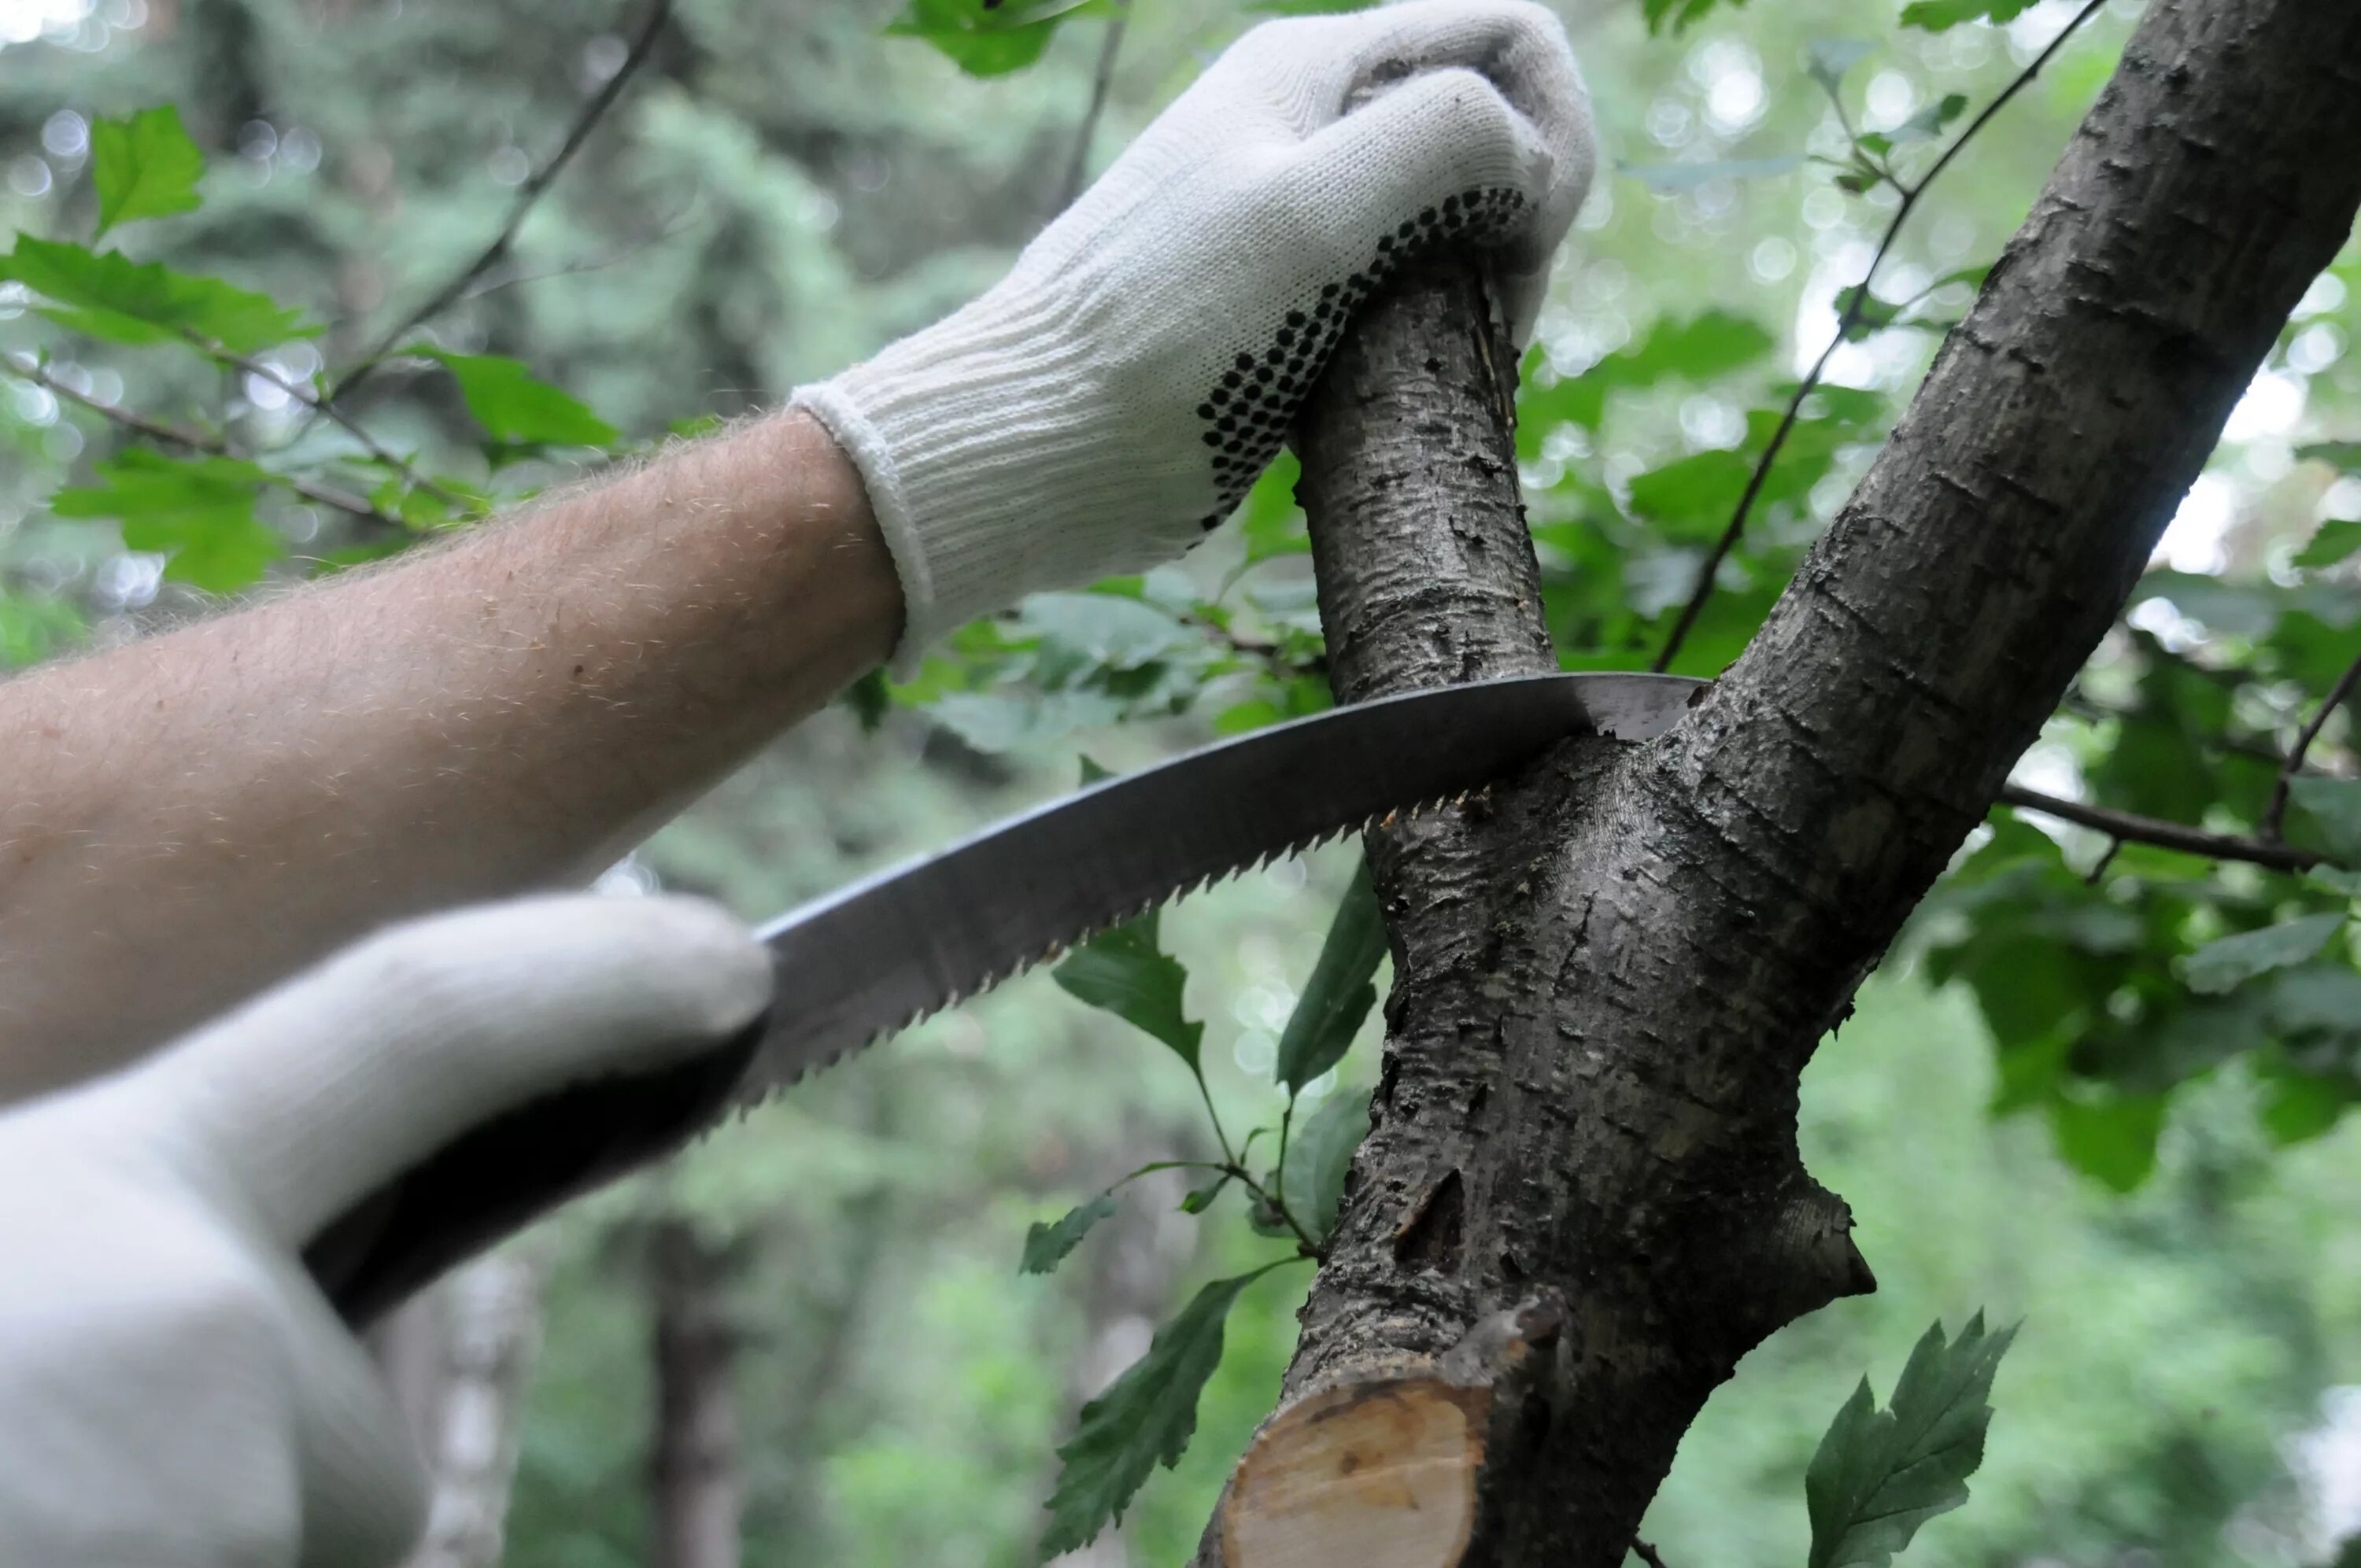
[[2262, 644, 2361, 839], [325, 0, 675, 408], [182, 330, 469, 514], [1055, 2, 1127, 214], [1653, 0, 2108, 673], [1203, 2, 2361, 1562], [3, 354, 408, 533], [2000, 783, 2325, 873]]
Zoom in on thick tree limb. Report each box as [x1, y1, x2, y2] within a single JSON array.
[[1205, 2, 2361, 1563]]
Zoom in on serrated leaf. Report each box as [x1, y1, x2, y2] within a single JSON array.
[[1022, 1192, 1118, 1275], [1805, 1314, 2018, 1568], [2181, 913, 2348, 993], [414, 348, 618, 447], [1280, 1087, 1369, 1245], [2048, 1092, 2166, 1191], [1055, 910, 1203, 1072], [0, 237, 312, 352], [1040, 1267, 1276, 1554], [1274, 861, 1385, 1094], [1900, 0, 2039, 30], [48, 448, 284, 593], [2294, 518, 2361, 570], [91, 105, 205, 236]]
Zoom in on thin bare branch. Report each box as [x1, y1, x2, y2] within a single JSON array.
[[456, 205, 698, 303], [4, 354, 409, 533], [2000, 782, 2326, 873], [2263, 644, 2361, 839], [184, 330, 470, 513], [1629, 1539, 1671, 1568], [1653, 0, 2109, 672], [326, 0, 676, 407], [1055, 3, 1128, 213]]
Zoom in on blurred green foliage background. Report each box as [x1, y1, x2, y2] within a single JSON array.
[[3, 0, 2359, 1562]]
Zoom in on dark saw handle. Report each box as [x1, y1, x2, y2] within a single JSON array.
[[304, 1016, 765, 1328]]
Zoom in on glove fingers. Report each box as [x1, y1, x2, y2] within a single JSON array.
[[123, 894, 773, 1251], [1286, 2, 1594, 341]]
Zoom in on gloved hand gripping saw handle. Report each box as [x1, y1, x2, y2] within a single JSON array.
[[302, 1016, 767, 1328]]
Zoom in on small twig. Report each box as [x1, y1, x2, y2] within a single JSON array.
[[325, 0, 675, 408], [184, 330, 468, 512], [1653, 0, 2109, 672], [5, 354, 408, 533], [1055, 2, 1128, 213], [456, 206, 698, 303], [1629, 1538, 1671, 1568], [2084, 837, 2123, 885], [2001, 783, 2325, 873], [2262, 644, 2361, 840]]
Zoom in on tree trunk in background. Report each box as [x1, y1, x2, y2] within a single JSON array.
[[1201, 2, 2361, 1562], [649, 1217, 744, 1568], [368, 1253, 548, 1568]]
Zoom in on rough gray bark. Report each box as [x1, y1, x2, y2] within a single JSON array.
[[648, 1219, 744, 1568], [1203, 1, 2361, 1562]]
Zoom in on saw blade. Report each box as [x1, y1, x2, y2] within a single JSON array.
[[741, 670, 1702, 1100]]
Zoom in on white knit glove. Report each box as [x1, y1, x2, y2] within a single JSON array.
[[0, 895, 770, 1567], [795, 0, 1595, 670]]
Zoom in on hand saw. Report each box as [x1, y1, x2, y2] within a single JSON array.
[[307, 670, 1703, 1324]]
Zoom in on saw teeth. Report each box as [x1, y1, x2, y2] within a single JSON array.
[[734, 780, 1506, 1109]]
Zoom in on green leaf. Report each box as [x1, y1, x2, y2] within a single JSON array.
[[885, 0, 1099, 76], [2048, 1092, 2167, 1191], [48, 448, 284, 593], [843, 668, 890, 732], [1280, 1087, 1370, 1245], [1893, 92, 1971, 144], [1179, 1172, 1231, 1214], [0, 592, 83, 667], [1274, 861, 1386, 1095], [90, 105, 205, 236], [2294, 518, 2361, 571], [2182, 913, 2348, 993], [1626, 448, 1754, 539], [1055, 909, 1203, 1072], [415, 348, 618, 447], [1519, 310, 1775, 442], [1807, 38, 1876, 100], [2289, 779, 2361, 869], [0, 237, 312, 352], [2297, 441, 2361, 471], [1040, 1267, 1278, 1554], [1018, 592, 1192, 671], [1022, 1192, 1118, 1275], [1805, 1313, 2019, 1568], [1236, 450, 1308, 562], [1900, 0, 2039, 30], [1642, 0, 1750, 34]]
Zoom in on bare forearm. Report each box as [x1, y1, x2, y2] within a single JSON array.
[[0, 412, 898, 1096]]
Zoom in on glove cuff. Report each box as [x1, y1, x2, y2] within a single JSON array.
[[793, 290, 1202, 678]]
